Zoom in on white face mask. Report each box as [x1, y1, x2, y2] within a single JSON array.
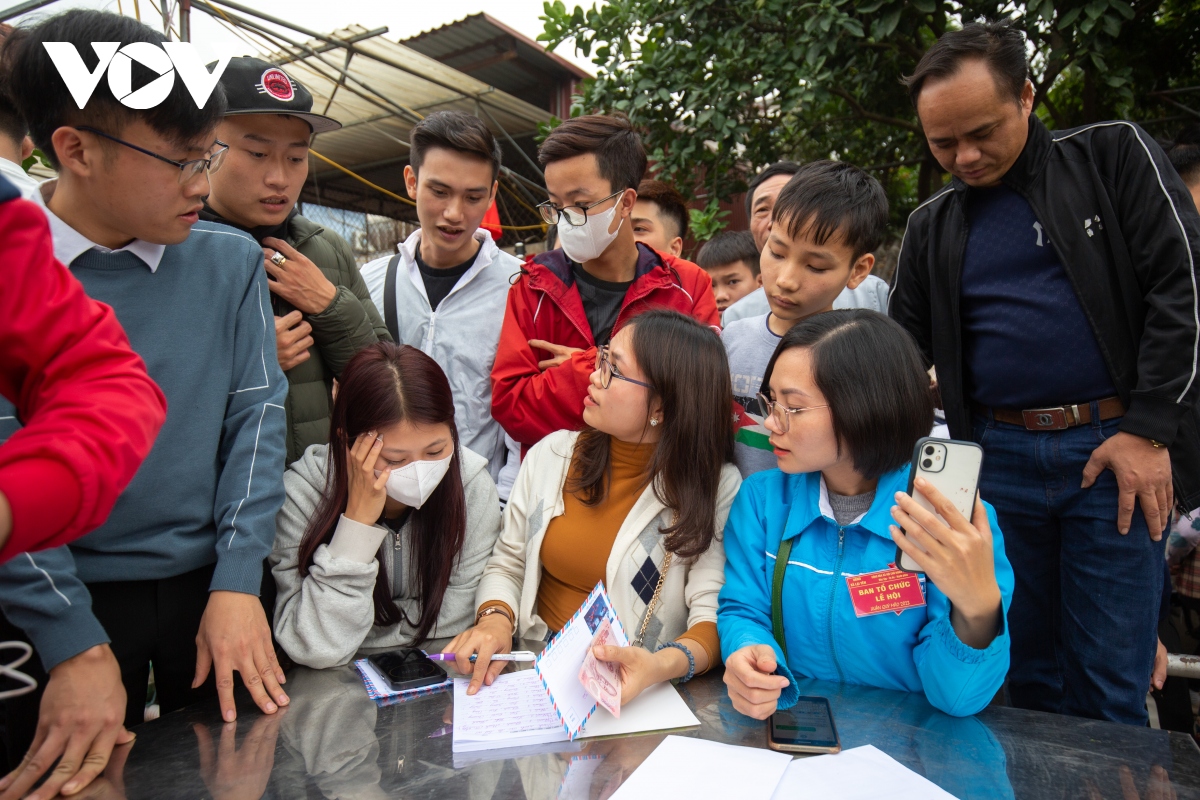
[[557, 195, 625, 263], [375, 453, 452, 509]]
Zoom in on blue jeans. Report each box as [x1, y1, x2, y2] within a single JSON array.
[[972, 408, 1163, 725]]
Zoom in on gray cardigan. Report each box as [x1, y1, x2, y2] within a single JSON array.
[[270, 443, 502, 668]]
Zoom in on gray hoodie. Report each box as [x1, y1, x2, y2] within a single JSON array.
[[270, 443, 502, 668]]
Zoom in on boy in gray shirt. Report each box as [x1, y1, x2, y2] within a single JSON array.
[[725, 160, 889, 477]]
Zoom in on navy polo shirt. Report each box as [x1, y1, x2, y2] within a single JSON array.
[[960, 184, 1116, 409]]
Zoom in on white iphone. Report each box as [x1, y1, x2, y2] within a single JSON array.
[[895, 437, 984, 573]]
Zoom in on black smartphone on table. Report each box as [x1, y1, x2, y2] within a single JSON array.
[[768, 696, 841, 754], [366, 648, 446, 693]]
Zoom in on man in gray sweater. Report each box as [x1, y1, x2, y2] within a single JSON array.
[[0, 12, 287, 799]]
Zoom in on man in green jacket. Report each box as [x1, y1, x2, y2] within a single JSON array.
[[202, 57, 390, 464]]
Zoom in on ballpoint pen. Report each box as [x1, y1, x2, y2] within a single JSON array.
[[424, 651, 537, 663]]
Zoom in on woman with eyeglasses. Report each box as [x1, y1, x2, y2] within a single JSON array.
[[445, 310, 741, 701], [718, 310, 1015, 719], [270, 342, 502, 669]]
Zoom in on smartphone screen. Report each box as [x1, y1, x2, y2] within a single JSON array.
[[769, 696, 839, 750], [367, 648, 445, 692]]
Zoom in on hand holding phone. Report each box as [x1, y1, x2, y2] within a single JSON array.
[[895, 438, 982, 573], [890, 443, 1004, 649]]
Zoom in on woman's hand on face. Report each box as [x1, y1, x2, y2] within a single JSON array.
[[723, 645, 789, 720], [442, 613, 513, 695], [890, 478, 1003, 648], [343, 433, 390, 526]]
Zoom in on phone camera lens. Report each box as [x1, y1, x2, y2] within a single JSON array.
[[921, 458, 933, 469], [924, 446, 935, 455]]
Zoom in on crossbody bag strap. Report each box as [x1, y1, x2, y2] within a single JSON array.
[[771, 536, 794, 662], [383, 253, 402, 343], [632, 551, 673, 649]]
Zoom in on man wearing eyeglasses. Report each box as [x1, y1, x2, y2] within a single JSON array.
[[491, 114, 720, 454], [201, 57, 389, 467], [0, 12, 289, 799]]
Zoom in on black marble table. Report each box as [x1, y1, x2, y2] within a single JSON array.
[[71, 639, 1200, 799]]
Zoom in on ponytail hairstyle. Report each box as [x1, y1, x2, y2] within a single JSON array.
[[296, 342, 467, 642], [567, 309, 735, 559]]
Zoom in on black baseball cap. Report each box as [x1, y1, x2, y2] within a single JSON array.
[[215, 56, 341, 134]]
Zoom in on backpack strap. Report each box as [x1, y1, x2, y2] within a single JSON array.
[[771, 536, 794, 662], [383, 253, 402, 343]]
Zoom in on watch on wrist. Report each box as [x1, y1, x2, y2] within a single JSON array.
[[1150, 439, 1166, 449]]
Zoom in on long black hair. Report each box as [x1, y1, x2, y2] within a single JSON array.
[[297, 343, 467, 642], [567, 310, 735, 559]]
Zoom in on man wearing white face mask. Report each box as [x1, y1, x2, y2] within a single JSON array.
[[491, 114, 720, 454]]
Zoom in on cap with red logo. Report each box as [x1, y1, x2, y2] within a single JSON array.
[[215, 56, 341, 134]]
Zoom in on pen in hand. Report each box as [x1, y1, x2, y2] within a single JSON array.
[[425, 651, 536, 663]]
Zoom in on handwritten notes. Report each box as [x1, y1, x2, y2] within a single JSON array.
[[451, 671, 564, 753]]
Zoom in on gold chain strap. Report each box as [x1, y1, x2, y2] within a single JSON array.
[[633, 551, 673, 648]]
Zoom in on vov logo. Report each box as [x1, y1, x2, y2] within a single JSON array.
[[43, 42, 232, 110]]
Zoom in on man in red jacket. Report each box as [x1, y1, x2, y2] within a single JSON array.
[[491, 114, 719, 451], [0, 173, 165, 562]]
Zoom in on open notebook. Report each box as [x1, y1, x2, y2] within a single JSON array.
[[451, 669, 699, 753]]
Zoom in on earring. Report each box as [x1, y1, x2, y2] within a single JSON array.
[[650, 418, 659, 427]]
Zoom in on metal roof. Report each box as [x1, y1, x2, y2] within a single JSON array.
[[193, 2, 552, 232], [402, 13, 588, 114]]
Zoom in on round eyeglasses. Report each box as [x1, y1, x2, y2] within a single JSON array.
[[757, 392, 829, 433], [75, 126, 228, 184]]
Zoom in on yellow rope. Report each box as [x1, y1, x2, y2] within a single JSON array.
[[308, 149, 548, 232]]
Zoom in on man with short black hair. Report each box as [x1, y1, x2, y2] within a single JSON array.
[[723, 160, 890, 323], [491, 113, 719, 451], [201, 56, 390, 466], [0, 12, 289, 797], [889, 21, 1200, 725], [360, 110, 520, 496], [632, 178, 689, 256]]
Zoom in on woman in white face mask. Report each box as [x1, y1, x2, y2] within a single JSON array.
[[269, 342, 503, 669]]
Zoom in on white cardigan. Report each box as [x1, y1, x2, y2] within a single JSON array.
[[475, 430, 742, 650]]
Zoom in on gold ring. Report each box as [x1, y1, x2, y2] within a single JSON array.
[[270, 252, 288, 267]]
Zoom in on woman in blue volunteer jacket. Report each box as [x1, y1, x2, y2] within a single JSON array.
[[718, 310, 1014, 718]]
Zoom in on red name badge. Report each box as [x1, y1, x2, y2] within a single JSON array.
[[845, 565, 926, 617]]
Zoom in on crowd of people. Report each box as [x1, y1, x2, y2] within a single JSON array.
[[0, 8, 1198, 799]]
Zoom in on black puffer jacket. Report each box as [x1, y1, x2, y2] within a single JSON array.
[[890, 114, 1200, 510]]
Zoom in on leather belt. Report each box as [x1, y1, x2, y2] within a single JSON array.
[[973, 396, 1125, 431]]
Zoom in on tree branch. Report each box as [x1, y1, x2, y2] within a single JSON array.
[[830, 87, 921, 133]]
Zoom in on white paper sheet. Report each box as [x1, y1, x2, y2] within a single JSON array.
[[769, 744, 959, 800], [610, 735, 793, 800], [535, 583, 629, 739], [451, 669, 699, 752]]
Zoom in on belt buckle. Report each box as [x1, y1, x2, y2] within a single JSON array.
[[1021, 407, 1068, 431]]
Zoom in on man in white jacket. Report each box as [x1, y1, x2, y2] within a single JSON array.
[[363, 112, 522, 498]]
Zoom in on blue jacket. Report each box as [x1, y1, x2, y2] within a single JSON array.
[[717, 466, 1014, 717]]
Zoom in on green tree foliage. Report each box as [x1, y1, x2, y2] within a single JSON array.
[[540, 0, 1200, 232]]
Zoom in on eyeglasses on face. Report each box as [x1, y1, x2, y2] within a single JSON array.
[[757, 392, 830, 434], [595, 346, 653, 390], [75, 126, 228, 184], [537, 189, 625, 227]]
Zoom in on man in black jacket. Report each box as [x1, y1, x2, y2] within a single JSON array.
[[890, 22, 1200, 726]]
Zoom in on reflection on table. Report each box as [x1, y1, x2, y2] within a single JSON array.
[[68, 639, 1200, 799]]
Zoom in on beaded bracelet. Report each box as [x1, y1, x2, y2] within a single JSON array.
[[656, 641, 695, 683]]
